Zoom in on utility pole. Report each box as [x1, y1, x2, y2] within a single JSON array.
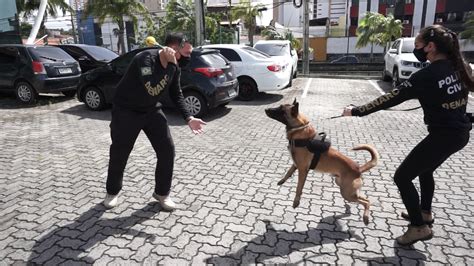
[[302, 0, 310, 75], [194, 0, 205, 45], [70, 11, 78, 43]]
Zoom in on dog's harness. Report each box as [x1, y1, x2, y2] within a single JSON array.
[[289, 131, 331, 170]]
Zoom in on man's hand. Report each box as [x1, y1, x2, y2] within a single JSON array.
[[161, 47, 177, 65], [187, 117, 207, 134], [342, 105, 354, 116]]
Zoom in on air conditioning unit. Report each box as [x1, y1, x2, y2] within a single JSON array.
[[403, 19, 410, 24], [436, 18, 443, 23]]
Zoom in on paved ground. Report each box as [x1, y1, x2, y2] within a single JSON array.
[[0, 78, 473, 265]]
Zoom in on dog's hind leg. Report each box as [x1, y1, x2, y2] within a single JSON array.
[[278, 164, 297, 185], [293, 168, 309, 208], [356, 195, 371, 225]]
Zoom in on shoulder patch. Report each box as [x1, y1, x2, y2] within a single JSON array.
[[141, 67, 152, 76]]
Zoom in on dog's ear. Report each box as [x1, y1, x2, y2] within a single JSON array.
[[291, 101, 299, 116], [293, 98, 297, 105]]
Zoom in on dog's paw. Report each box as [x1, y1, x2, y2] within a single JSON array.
[[292, 200, 300, 208]]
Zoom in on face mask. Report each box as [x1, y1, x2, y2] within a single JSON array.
[[413, 46, 428, 62], [178, 56, 191, 68]]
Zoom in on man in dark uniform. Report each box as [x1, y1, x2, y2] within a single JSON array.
[[103, 33, 206, 210]]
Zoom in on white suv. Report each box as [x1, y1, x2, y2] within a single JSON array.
[[383, 37, 429, 87]]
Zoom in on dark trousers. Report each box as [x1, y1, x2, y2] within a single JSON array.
[[393, 128, 470, 226], [106, 106, 175, 196]]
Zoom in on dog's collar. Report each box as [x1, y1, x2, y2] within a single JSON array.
[[286, 123, 310, 134]]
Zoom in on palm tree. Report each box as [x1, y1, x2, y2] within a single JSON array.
[[16, 0, 72, 43], [159, 0, 196, 44], [232, 0, 265, 46], [461, 13, 474, 42], [83, 0, 152, 54], [356, 12, 402, 61]]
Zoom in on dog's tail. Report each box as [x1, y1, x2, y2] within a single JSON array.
[[353, 144, 379, 173]]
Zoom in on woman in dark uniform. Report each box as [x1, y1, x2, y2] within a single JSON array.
[[343, 25, 473, 245]]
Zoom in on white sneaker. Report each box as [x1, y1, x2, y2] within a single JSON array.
[[152, 193, 177, 211], [103, 193, 119, 209]]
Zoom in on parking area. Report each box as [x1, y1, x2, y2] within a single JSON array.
[[0, 77, 473, 264]]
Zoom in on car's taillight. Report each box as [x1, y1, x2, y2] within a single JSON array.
[[32, 61, 46, 74], [267, 64, 282, 72], [194, 67, 224, 78]]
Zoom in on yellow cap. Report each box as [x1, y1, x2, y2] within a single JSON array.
[[145, 36, 158, 47]]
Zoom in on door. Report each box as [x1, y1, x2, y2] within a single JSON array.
[[215, 48, 243, 76], [0, 46, 20, 90], [386, 40, 400, 75]]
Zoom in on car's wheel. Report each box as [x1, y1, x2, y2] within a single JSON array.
[[62, 90, 76, 97], [238, 77, 257, 101], [382, 69, 391, 81], [183, 91, 207, 117], [392, 68, 400, 87], [15, 81, 38, 104], [83, 87, 106, 111]]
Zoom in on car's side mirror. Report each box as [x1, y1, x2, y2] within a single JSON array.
[[389, 48, 397, 54]]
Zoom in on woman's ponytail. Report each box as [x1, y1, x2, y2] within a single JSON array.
[[450, 33, 474, 93]]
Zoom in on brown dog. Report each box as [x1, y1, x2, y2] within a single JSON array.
[[265, 99, 379, 225]]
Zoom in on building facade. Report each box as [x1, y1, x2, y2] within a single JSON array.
[[0, 0, 21, 44]]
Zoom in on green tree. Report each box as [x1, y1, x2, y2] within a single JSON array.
[[152, 0, 196, 45], [356, 12, 402, 60], [261, 26, 301, 50], [16, 0, 72, 43], [460, 13, 474, 42], [83, 0, 152, 54], [231, 0, 265, 46]]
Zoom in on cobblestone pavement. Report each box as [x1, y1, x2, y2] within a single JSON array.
[[1, 78, 473, 265]]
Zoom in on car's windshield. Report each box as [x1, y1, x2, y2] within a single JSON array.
[[401, 40, 415, 53], [81, 46, 118, 61], [200, 52, 228, 67], [28, 46, 73, 62], [241, 46, 270, 59], [254, 43, 289, 56]]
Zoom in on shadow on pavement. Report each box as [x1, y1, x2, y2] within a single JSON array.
[[0, 92, 73, 110], [205, 204, 362, 264], [61, 104, 233, 124], [231, 92, 284, 106], [205, 202, 427, 264], [27, 203, 161, 264]]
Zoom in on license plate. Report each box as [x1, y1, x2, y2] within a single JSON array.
[[58, 68, 72, 74], [228, 90, 237, 97]]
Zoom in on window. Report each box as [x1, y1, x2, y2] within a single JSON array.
[[27, 46, 73, 62], [200, 53, 228, 68], [254, 43, 289, 56], [216, 48, 242, 62], [0, 47, 18, 64], [405, 0, 412, 4], [241, 47, 271, 59]]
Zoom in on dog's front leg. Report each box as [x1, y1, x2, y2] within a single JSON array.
[[293, 168, 309, 208], [278, 164, 296, 185]]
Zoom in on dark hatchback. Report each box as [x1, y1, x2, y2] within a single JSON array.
[[0, 44, 81, 103], [55, 44, 118, 73], [77, 47, 238, 117]]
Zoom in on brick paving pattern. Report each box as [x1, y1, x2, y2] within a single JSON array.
[[0, 78, 473, 264]]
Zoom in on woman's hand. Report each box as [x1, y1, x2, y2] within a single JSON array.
[[342, 105, 354, 116]]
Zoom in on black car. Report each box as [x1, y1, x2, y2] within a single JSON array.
[[77, 47, 239, 117], [0, 44, 81, 103], [55, 44, 118, 73]]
